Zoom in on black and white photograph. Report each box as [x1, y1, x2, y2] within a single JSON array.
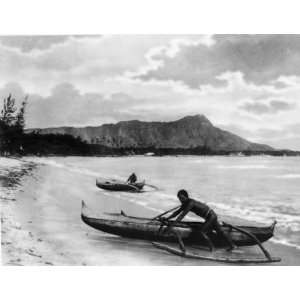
[[1, 33, 300, 267]]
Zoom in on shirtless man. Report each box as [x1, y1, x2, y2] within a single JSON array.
[[127, 172, 137, 184], [165, 189, 236, 251]]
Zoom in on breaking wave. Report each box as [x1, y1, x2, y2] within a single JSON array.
[[217, 165, 268, 169], [271, 238, 300, 251], [25, 157, 112, 179], [277, 174, 300, 179]]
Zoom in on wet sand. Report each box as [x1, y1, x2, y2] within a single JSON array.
[[1, 157, 300, 265]]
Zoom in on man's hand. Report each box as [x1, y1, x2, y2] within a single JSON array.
[[157, 217, 174, 234], [158, 217, 169, 225]]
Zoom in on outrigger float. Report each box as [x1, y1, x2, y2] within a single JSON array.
[[81, 201, 281, 264]]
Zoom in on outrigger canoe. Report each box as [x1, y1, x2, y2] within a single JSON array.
[[81, 201, 281, 263], [81, 201, 276, 248], [96, 179, 145, 192]]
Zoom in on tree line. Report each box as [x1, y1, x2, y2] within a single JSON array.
[[0, 94, 27, 155], [0, 94, 95, 156]]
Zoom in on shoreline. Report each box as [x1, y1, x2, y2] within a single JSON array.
[[1, 156, 300, 265], [4, 150, 300, 158], [1, 157, 71, 265]]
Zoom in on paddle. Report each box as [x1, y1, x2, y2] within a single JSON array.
[[144, 183, 160, 191], [148, 204, 186, 254], [152, 205, 181, 220]]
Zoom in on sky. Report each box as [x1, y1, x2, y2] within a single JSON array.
[[0, 35, 299, 150]]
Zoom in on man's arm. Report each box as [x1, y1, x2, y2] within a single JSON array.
[[166, 207, 183, 220], [175, 200, 194, 222]]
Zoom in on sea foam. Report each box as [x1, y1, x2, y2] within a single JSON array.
[[277, 174, 300, 179]]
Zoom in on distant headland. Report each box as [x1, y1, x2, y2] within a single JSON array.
[[24, 115, 299, 157]]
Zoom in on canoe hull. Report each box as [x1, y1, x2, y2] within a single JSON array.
[[96, 179, 145, 192], [81, 204, 275, 247]]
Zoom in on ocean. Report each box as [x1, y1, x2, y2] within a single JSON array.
[[2, 155, 300, 265], [28, 155, 300, 250]]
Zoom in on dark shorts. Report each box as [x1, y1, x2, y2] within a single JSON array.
[[201, 210, 219, 233]]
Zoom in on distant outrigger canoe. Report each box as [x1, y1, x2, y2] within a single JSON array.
[[96, 179, 145, 192]]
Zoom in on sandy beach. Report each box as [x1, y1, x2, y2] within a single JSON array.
[[1, 157, 71, 265], [1, 156, 300, 266]]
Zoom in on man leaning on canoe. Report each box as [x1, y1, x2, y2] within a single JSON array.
[[160, 189, 237, 252]]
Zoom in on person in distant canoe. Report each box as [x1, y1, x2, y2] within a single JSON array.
[[127, 172, 137, 184], [164, 189, 237, 251]]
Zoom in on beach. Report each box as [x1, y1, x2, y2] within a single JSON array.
[[1, 155, 300, 266]]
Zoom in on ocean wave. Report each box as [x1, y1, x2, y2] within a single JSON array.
[[271, 238, 300, 251], [25, 157, 68, 169], [68, 166, 108, 178], [277, 174, 300, 179], [27, 157, 110, 179], [126, 198, 161, 213], [211, 202, 300, 232], [217, 165, 268, 169], [191, 159, 219, 164]]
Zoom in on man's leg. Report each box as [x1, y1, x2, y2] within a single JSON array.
[[201, 214, 216, 232], [200, 215, 216, 251], [213, 220, 236, 250], [168, 228, 186, 254]]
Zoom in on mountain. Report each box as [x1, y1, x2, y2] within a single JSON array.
[[26, 115, 273, 152]]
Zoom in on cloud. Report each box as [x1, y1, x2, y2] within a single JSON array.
[[240, 99, 295, 115], [0, 35, 210, 96], [219, 123, 300, 150], [21, 82, 194, 128], [0, 35, 100, 53], [138, 35, 300, 89], [0, 82, 26, 101], [254, 125, 300, 150], [0, 36, 71, 52], [1, 35, 300, 150]]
